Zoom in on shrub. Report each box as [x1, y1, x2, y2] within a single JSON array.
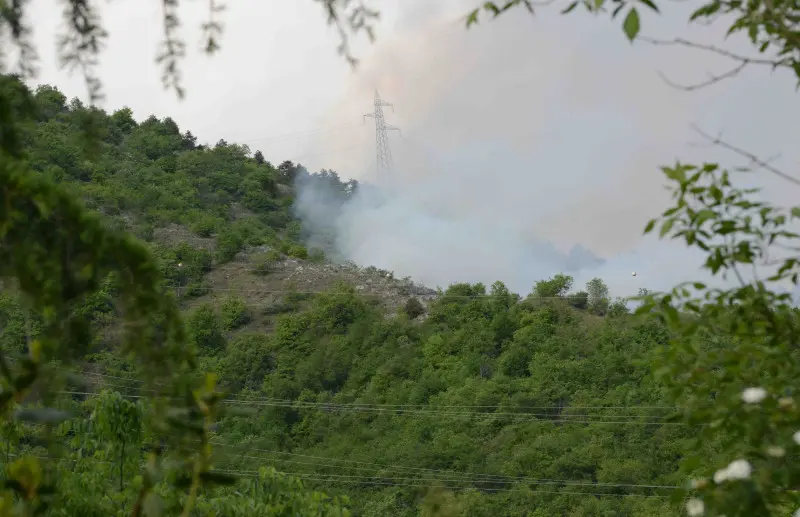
[[252, 251, 279, 276], [215, 229, 243, 263], [188, 212, 220, 237], [221, 295, 251, 330], [498, 345, 532, 377], [286, 243, 308, 259], [567, 291, 588, 310], [186, 303, 225, 354], [403, 298, 425, 319], [219, 333, 274, 392], [308, 247, 325, 263]]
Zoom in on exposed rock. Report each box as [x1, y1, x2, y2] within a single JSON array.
[[153, 223, 216, 251]]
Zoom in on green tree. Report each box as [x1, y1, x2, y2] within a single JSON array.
[[92, 390, 143, 491], [586, 277, 610, 315], [221, 295, 251, 331], [403, 297, 426, 319], [187, 303, 226, 353], [533, 273, 573, 298]]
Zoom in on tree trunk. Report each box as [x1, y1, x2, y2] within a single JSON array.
[[119, 440, 126, 491]]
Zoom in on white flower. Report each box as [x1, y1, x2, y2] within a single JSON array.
[[725, 459, 752, 480], [686, 497, 704, 516], [714, 459, 752, 483], [794, 508, 800, 517], [766, 446, 786, 458], [741, 387, 767, 404], [794, 430, 800, 446], [713, 467, 729, 483]]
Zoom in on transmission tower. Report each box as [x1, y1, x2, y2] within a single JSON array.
[[364, 90, 400, 183]]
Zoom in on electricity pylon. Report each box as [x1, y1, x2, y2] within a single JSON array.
[[364, 90, 400, 184]]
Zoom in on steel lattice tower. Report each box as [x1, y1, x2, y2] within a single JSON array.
[[364, 90, 400, 183]]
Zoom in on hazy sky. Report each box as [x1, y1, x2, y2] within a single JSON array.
[[22, 0, 800, 295]]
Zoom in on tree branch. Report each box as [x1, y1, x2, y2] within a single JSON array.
[[642, 36, 780, 64], [690, 124, 800, 187], [641, 36, 786, 91], [655, 61, 748, 91]]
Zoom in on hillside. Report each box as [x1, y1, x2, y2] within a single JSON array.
[[1, 78, 723, 516]]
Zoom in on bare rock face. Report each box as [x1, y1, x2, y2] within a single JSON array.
[[189, 242, 438, 318], [152, 223, 438, 324], [152, 223, 216, 251], [275, 260, 437, 313]]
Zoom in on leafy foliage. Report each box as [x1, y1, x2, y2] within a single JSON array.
[[635, 162, 800, 516], [1, 0, 799, 514]]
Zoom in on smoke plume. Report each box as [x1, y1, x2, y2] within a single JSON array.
[[291, 168, 708, 298]]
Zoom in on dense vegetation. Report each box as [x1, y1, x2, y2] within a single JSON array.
[[1, 0, 800, 515], [1, 77, 698, 515]]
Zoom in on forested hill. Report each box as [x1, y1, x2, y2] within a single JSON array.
[[3, 78, 706, 516]]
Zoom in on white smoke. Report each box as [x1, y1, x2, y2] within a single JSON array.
[[291, 168, 715, 298]]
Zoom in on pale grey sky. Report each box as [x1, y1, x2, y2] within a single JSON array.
[[23, 0, 800, 295]]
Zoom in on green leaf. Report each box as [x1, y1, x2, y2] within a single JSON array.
[[659, 218, 676, 238], [791, 206, 800, 219], [694, 209, 715, 226], [483, 2, 501, 16], [663, 304, 680, 326], [466, 9, 480, 26], [644, 218, 656, 234], [638, 0, 659, 12], [561, 1, 578, 13], [689, 1, 721, 20], [622, 8, 641, 42]]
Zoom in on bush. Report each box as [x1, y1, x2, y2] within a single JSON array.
[[308, 247, 325, 263], [215, 229, 244, 264], [286, 243, 308, 259], [498, 345, 532, 377], [607, 298, 629, 317], [186, 303, 225, 354], [219, 333, 274, 392], [567, 291, 588, 310], [403, 298, 425, 319], [221, 295, 251, 330], [262, 300, 299, 316], [252, 249, 281, 276], [188, 212, 220, 237]]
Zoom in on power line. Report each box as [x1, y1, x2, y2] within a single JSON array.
[[57, 370, 677, 412], [13, 453, 673, 499], [56, 390, 684, 426], [14, 438, 680, 494], [216, 471, 670, 499], [67, 372, 675, 410], [205, 439, 683, 495]]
